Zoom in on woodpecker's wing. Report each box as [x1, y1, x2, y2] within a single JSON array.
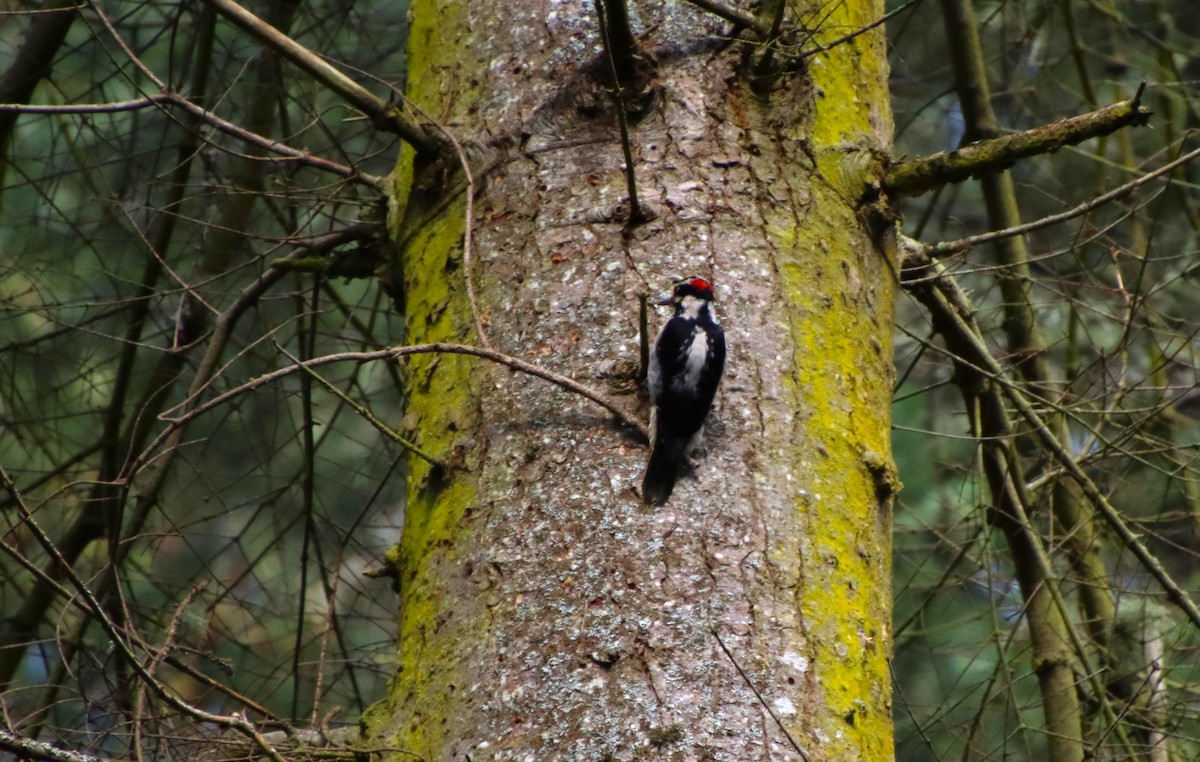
[[652, 317, 725, 437], [693, 322, 725, 405], [653, 316, 701, 391], [647, 333, 664, 405]]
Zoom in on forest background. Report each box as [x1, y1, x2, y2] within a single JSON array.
[[2, 0, 1200, 760]]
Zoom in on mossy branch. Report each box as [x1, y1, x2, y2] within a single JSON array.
[[0, 727, 117, 762], [883, 86, 1151, 198], [200, 0, 440, 155]]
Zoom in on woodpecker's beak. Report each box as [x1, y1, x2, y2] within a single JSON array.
[[654, 293, 674, 306]]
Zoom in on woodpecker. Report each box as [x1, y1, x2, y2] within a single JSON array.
[[642, 276, 726, 505]]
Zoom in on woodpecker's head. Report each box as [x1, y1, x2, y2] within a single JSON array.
[[660, 276, 716, 318]]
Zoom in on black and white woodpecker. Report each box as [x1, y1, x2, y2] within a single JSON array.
[[641, 276, 727, 505]]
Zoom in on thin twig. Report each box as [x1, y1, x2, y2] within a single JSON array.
[[159, 652, 281, 722], [924, 140, 1200, 257], [366, 75, 493, 346], [752, 0, 788, 84], [713, 629, 810, 761], [0, 95, 166, 113], [170, 91, 377, 184], [99, 265, 291, 594], [793, 0, 921, 62], [141, 343, 648, 478], [433, 124, 491, 349], [152, 584, 211, 671], [680, 0, 766, 37], [994, 347, 1200, 634], [134, 581, 210, 762], [638, 293, 650, 382], [88, 2, 381, 187], [910, 257, 1200, 634], [0, 465, 290, 762], [278, 343, 448, 467], [906, 272, 1140, 751], [310, 552, 342, 727], [292, 280, 319, 722], [593, 0, 644, 226]]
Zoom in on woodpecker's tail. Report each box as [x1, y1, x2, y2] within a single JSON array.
[[641, 435, 688, 505]]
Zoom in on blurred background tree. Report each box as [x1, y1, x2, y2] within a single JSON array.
[[890, 0, 1200, 759], [1, 0, 1199, 759]]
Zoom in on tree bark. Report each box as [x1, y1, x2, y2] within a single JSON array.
[[365, 1, 896, 759]]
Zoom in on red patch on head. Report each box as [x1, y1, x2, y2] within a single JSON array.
[[688, 277, 713, 295]]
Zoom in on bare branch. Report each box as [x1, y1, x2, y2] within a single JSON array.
[[594, 0, 646, 226], [904, 250, 1200, 636], [902, 252, 1130, 747], [278, 343, 449, 468], [922, 140, 1200, 256], [0, 95, 166, 113], [160, 91, 382, 186], [199, 0, 440, 155], [87, 2, 380, 186], [0, 465, 291, 762], [679, 0, 766, 37], [793, 0, 921, 62], [150, 343, 648, 472], [0, 0, 79, 162]]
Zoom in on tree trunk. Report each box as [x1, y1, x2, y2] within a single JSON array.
[[365, 1, 896, 759]]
